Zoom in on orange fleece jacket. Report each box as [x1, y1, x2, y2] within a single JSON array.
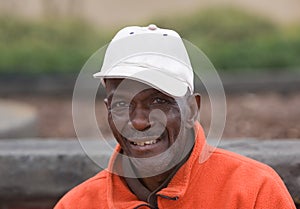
[[55, 123, 296, 209]]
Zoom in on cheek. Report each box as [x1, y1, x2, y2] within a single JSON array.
[[165, 108, 182, 141], [108, 111, 128, 130], [107, 113, 126, 141], [107, 115, 116, 132]]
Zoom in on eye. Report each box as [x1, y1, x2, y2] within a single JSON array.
[[110, 101, 130, 109]]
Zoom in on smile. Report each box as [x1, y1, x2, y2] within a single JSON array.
[[130, 139, 159, 146], [123, 134, 167, 157]]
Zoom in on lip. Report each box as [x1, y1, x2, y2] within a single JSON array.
[[124, 135, 167, 156], [126, 136, 161, 144], [128, 139, 162, 153]]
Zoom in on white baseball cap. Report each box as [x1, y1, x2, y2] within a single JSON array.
[[93, 24, 194, 97]]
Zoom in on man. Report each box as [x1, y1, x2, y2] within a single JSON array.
[[55, 24, 296, 209]]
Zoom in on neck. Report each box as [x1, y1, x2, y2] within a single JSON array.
[[139, 168, 175, 192]]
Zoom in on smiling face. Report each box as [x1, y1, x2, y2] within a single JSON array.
[[104, 78, 200, 172]]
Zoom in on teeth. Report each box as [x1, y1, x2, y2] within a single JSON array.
[[145, 139, 157, 145], [135, 142, 145, 146], [132, 139, 157, 146]]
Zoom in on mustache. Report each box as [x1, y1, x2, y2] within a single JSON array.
[[120, 124, 165, 140]]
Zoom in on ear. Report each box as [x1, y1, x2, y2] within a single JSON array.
[[185, 93, 201, 128]]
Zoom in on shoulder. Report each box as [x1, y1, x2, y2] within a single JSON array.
[[202, 147, 295, 208], [212, 147, 272, 168], [211, 147, 279, 179], [205, 147, 283, 185], [54, 170, 109, 209]]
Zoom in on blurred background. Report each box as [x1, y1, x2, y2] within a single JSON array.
[[0, 0, 300, 139], [0, 1, 300, 208]]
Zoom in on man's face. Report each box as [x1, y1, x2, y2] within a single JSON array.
[[104, 78, 198, 162]]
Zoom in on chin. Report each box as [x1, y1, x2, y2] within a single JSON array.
[[129, 145, 182, 178]]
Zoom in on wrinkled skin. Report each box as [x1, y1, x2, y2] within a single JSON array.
[[104, 78, 200, 190]]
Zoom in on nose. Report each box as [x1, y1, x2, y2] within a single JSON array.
[[129, 107, 151, 131]]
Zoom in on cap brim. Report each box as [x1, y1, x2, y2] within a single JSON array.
[[93, 66, 188, 97]]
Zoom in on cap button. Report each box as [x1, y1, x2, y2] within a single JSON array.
[[148, 24, 157, 31]]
